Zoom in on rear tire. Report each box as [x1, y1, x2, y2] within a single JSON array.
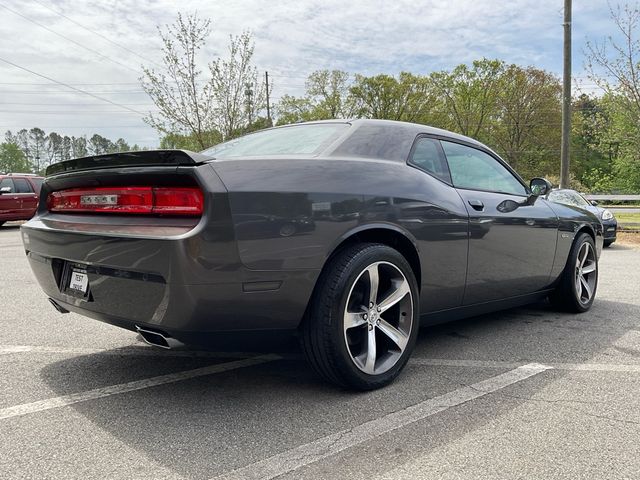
[[300, 243, 419, 390], [549, 232, 598, 313]]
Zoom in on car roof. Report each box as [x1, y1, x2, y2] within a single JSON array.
[[297, 118, 487, 148], [0, 173, 43, 178]]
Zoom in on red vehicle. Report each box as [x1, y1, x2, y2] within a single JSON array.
[[0, 174, 43, 226]]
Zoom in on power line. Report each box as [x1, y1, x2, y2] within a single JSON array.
[[0, 56, 145, 115], [0, 90, 148, 94], [0, 2, 141, 76], [0, 110, 158, 114], [0, 102, 155, 106], [29, 0, 164, 70]]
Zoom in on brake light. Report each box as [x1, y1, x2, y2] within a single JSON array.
[[47, 187, 203, 216]]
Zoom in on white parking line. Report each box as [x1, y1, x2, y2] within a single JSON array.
[[0, 355, 279, 421], [213, 363, 551, 480], [0, 344, 268, 359], [410, 357, 640, 372]]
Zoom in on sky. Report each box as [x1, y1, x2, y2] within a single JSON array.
[[0, 0, 620, 149]]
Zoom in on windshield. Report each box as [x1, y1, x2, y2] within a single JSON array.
[[548, 190, 590, 208], [201, 123, 350, 158]]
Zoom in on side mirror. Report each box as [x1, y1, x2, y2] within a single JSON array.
[[530, 178, 552, 197], [590, 200, 599, 206], [0, 186, 12, 194]]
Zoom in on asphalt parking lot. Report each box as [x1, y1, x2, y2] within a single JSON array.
[[1, 223, 640, 480]]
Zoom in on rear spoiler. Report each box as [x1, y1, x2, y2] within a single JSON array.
[[45, 150, 212, 177]]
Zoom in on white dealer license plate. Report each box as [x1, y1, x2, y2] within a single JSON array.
[[68, 270, 89, 294]]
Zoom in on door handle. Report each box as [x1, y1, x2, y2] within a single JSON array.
[[468, 199, 484, 211]]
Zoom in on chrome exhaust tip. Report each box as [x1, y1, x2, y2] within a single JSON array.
[[135, 326, 184, 349], [48, 298, 70, 314]]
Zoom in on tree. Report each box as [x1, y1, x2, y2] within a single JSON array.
[[585, 3, 640, 192], [88, 134, 114, 155], [71, 136, 88, 158], [490, 65, 562, 179], [0, 143, 31, 173], [429, 59, 505, 141], [61, 136, 72, 161], [276, 95, 318, 124], [210, 31, 266, 139], [141, 14, 265, 148], [141, 13, 216, 149], [350, 72, 436, 122], [28, 128, 46, 173], [160, 132, 219, 151], [45, 132, 63, 167], [114, 138, 131, 152], [276, 70, 354, 124]]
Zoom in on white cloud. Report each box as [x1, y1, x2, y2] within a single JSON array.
[[0, 0, 615, 148]]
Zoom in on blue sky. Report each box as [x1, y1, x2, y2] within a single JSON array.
[[0, 0, 620, 148]]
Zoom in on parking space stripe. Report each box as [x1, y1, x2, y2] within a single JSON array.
[[213, 363, 551, 480], [0, 344, 270, 359], [410, 357, 640, 372], [0, 355, 279, 421]]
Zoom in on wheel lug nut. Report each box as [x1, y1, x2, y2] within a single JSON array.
[[369, 302, 374, 308], [363, 313, 368, 320], [368, 324, 374, 331], [377, 306, 381, 312]]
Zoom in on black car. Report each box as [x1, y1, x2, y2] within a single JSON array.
[[22, 120, 603, 390], [547, 189, 617, 247]]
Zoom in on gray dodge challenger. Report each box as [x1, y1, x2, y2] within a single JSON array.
[[21, 119, 603, 390]]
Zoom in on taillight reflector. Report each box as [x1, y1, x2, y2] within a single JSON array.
[[47, 187, 203, 216]]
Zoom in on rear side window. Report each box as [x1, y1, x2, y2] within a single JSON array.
[[0, 178, 15, 192], [202, 124, 349, 158], [441, 141, 527, 196], [408, 137, 451, 184], [13, 178, 34, 193], [30, 177, 43, 193]]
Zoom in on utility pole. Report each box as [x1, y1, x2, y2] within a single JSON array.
[[265, 71, 272, 126], [560, 0, 572, 188]]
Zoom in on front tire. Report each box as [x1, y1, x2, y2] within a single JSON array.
[[549, 232, 598, 313], [301, 243, 419, 390]]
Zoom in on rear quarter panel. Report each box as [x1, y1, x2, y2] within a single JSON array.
[[211, 157, 470, 313]]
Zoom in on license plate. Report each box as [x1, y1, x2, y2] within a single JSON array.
[[68, 270, 89, 294]]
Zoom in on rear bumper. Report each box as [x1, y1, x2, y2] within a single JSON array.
[[21, 214, 318, 343]]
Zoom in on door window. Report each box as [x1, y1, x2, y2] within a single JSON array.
[[441, 141, 527, 195], [0, 178, 15, 192], [408, 137, 451, 183], [13, 178, 34, 193]]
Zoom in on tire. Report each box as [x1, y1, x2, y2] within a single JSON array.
[[279, 223, 296, 237], [549, 232, 598, 313], [603, 240, 613, 248], [300, 243, 419, 390]]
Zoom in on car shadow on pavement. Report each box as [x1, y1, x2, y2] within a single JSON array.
[[37, 297, 640, 479]]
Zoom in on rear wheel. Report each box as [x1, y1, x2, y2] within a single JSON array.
[[301, 243, 419, 390], [549, 232, 598, 312]]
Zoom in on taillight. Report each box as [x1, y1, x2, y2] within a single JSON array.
[[47, 187, 204, 216]]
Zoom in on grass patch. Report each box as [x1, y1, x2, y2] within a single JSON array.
[[615, 212, 640, 225]]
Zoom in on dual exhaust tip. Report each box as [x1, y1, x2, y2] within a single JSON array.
[[136, 326, 184, 349], [48, 298, 183, 350]]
